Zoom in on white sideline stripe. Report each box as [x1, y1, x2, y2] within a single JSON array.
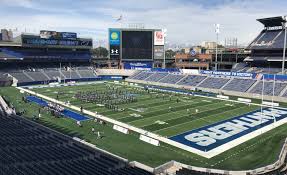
[[17, 87, 287, 159]]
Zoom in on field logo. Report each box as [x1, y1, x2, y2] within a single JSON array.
[[170, 108, 287, 152], [109, 30, 120, 45]]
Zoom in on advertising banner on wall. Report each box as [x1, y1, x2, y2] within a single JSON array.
[[40, 30, 57, 39], [61, 32, 77, 40], [22, 36, 92, 47], [154, 31, 164, 45], [123, 62, 153, 70], [110, 45, 120, 59], [200, 70, 256, 79], [154, 46, 164, 59], [109, 29, 121, 45]]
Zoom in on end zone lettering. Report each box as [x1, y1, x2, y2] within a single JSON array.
[[170, 108, 287, 151]]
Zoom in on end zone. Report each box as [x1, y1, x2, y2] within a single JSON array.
[[169, 107, 287, 158]]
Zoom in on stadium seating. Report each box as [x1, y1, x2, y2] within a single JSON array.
[[61, 70, 81, 79], [128, 71, 144, 79], [158, 74, 185, 84], [9, 72, 34, 83], [4, 66, 99, 85], [198, 77, 230, 89], [270, 30, 284, 49], [223, 78, 256, 92], [251, 30, 281, 49], [249, 81, 287, 96], [0, 114, 152, 175], [77, 70, 97, 78], [177, 75, 207, 86], [132, 72, 154, 80], [231, 63, 248, 72], [145, 72, 168, 82], [45, 70, 62, 80], [25, 71, 50, 82]]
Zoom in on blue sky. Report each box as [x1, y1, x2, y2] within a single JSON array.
[[0, 0, 286, 47]]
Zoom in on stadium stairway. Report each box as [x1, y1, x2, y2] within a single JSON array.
[[219, 77, 234, 90], [279, 85, 287, 97], [76, 70, 82, 78], [246, 79, 260, 93], [23, 71, 35, 82], [41, 70, 51, 80], [194, 76, 208, 87], [175, 74, 189, 85], [59, 70, 66, 79]]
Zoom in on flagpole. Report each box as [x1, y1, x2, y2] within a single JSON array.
[[260, 75, 264, 130], [282, 16, 287, 74], [215, 24, 220, 71], [272, 74, 276, 123], [59, 62, 61, 83]]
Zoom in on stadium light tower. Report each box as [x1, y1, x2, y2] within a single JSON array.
[[162, 28, 167, 69], [282, 16, 287, 74], [215, 24, 220, 71]]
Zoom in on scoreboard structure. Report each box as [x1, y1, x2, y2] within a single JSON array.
[[108, 28, 165, 69]]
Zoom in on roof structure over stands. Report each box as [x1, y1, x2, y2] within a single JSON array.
[[257, 16, 286, 27]]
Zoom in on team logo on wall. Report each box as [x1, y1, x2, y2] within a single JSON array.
[[190, 50, 196, 56], [110, 45, 120, 59], [109, 30, 120, 45]]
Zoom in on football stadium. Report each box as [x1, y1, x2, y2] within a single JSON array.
[[1, 8, 287, 175]]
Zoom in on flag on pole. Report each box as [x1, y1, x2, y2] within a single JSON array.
[[215, 24, 220, 34], [116, 15, 123, 22]]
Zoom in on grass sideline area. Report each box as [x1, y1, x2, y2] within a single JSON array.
[[1, 82, 287, 170]]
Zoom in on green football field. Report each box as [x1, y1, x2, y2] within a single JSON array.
[[30, 82, 260, 137], [2, 81, 287, 170]]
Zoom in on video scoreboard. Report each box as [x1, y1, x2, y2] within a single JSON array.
[[108, 28, 165, 61]]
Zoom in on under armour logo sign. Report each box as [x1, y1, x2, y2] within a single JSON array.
[[111, 49, 119, 54]]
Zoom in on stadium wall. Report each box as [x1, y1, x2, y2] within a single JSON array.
[[95, 68, 138, 76]]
